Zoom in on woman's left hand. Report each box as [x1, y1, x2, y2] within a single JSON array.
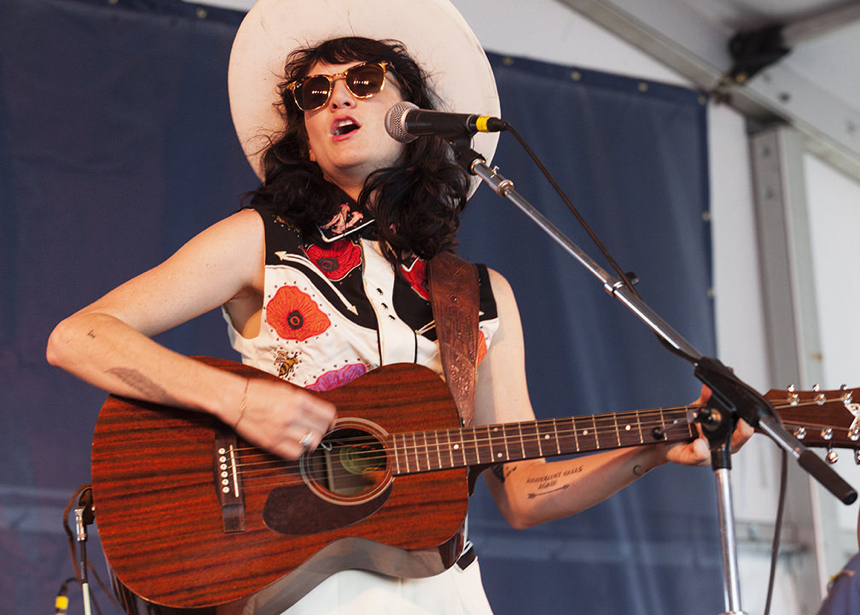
[[663, 386, 756, 466]]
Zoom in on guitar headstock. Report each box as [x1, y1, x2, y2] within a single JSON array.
[[767, 385, 860, 463]]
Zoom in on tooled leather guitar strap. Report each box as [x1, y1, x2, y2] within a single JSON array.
[[428, 251, 480, 428]]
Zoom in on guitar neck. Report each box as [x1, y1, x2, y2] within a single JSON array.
[[390, 406, 696, 474]]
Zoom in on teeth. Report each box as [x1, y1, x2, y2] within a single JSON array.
[[333, 119, 358, 136]]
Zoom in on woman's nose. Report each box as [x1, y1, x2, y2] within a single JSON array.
[[329, 77, 354, 109]]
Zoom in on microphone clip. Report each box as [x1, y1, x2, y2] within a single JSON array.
[[75, 487, 95, 542]]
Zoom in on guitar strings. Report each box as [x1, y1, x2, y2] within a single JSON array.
[[222, 405, 695, 490], [219, 397, 852, 492]]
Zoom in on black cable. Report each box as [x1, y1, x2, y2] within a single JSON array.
[[54, 577, 75, 615], [500, 123, 706, 365], [503, 124, 642, 300], [763, 450, 789, 615]]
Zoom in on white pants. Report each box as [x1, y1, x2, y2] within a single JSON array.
[[266, 559, 494, 615]]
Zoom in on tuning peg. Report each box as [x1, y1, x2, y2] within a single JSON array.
[[787, 384, 799, 406], [854, 449, 860, 465], [822, 428, 834, 441], [813, 384, 825, 405], [841, 384, 853, 404], [794, 426, 807, 440], [826, 447, 839, 464]]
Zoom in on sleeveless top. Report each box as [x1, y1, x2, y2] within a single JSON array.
[[223, 201, 499, 390], [221, 200, 500, 614]]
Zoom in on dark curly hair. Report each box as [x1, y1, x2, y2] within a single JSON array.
[[247, 37, 471, 267]]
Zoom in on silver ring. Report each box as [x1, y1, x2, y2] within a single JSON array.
[[299, 432, 313, 451]]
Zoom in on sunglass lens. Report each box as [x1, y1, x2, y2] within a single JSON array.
[[347, 64, 385, 97], [298, 75, 331, 111]]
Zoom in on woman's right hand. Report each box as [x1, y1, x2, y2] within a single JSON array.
[[229, 377, 338, 460]]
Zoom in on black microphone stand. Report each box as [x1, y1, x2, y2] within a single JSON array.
[[450, 142, 858, 615]]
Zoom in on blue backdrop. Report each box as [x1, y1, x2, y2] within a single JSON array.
[[0, 0, 719, 613]]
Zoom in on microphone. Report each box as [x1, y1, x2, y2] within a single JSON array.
[[385, 102, 507, 143]]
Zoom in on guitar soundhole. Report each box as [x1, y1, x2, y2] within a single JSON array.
[[301, 418, 393, 506]]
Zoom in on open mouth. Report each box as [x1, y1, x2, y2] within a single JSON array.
[[333, 119, 360, 137]]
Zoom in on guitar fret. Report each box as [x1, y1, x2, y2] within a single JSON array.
[[519, 422, 541, 459], [473, 427, 484, 466], [616, 414, 636, 447], [411, 432, 420, 472], [488, 425, 497, 463], [470, 427, 481, 466], [446, 429, 456, 469], [450, 430, 466, 467], [535, 420, 555, 458], [583, 416, 599, 450], [456, 429, 468, 466], [396, 433, 409, 474], [423, 432, 431, 470], [598, 413, 619, 449], [594, 414, 616, 449], [517, 423, 526, 460], [613, 413, 621, 447], [488, 425, 504, 463], [535, 422, 544, 457], [482, 425, 497, 464], [557, 417, 578, 454], [434, 430, 444, 470], [617, 414, 637, 447]]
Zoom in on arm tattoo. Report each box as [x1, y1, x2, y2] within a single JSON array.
[[107, 368, 173, 403], [632, 464, 651, 477], [524, 465, 583, 498]]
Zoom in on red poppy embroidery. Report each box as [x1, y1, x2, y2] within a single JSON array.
[[304, 239, 361, 281], [401, 258, 430, 300], [266, 286, 331, 341], [306, 363, 367, 392]]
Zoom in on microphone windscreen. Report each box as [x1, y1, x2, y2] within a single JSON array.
[[384, 101, 418, 143]]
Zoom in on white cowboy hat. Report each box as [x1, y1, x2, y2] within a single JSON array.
[[227, 0, 500, 192]]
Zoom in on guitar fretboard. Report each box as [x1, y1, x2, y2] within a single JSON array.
[[390, 407, 695, 474]]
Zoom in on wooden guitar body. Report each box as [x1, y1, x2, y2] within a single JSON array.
[[92, 359, 468, 614]]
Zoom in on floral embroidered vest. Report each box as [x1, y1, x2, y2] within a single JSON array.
[[223, 202, 499, 391]]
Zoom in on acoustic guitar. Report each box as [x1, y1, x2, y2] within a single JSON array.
[[90, 357, 859, 614]]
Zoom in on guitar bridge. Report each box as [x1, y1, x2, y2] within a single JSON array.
[[214, 429, 246, 533]]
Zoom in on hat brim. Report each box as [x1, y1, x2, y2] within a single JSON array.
[[228, 0, 500, 194]]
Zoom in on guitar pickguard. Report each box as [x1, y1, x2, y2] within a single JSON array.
[[263, 483, 392, 535]]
